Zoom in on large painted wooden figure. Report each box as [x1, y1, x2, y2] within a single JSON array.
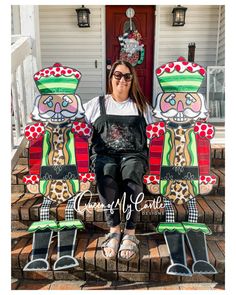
[[23, 63, 94, 271], [144, 57, 217, 276]]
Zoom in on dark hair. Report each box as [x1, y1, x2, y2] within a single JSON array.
[[107, 60, 150, 113]]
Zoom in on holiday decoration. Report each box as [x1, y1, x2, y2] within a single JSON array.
[[144, 57, 217, 276], [23, 63, 95, 271], [118, 30, 145, 66]]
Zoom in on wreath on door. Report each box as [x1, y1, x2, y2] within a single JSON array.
[[118, 30, 145, 67]]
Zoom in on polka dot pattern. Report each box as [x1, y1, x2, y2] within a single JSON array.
[[199, 175, 217, 184], [34, 63, 81, 81], [193, 122, 215, 139], [23, 174, 39, 184], [146, 122, 165, 139], [143, 175, 160, 184], [25, 123, 45, 140], [71, 122, 92, 137], [79, 173, 95, 183], [156, 57, 206, 77], [143, 174, 216, 185]]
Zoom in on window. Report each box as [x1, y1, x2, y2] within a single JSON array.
[[206, 66, 225, 123]]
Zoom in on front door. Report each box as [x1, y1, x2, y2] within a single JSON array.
[[106, 5, 155, 102]]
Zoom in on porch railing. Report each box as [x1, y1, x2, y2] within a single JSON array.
[[11, 35, 37, 169]]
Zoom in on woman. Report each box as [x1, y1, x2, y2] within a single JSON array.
[[84, 60, 154, 261]]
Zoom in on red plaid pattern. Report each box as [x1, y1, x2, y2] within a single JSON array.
[[196, 133, 211, 175], [28, 136, 44, 176], [74, 135, 90, 173], [149, 136, 165, 176]]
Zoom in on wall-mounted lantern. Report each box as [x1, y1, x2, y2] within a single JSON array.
[[76, 5, 90, 28], [172, 5, 187, 26]]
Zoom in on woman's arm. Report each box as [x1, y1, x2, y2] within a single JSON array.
[[83, 96, 101, 124], [143, 103, 158, 125]]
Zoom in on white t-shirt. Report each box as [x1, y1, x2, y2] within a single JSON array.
[[83, 94, 156, 125]]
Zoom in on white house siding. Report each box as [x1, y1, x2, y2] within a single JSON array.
[[39, 5, 105, 104], [39, 5, 221, 102], [154, 5, 220, 97], [217, 5, 225, 66]]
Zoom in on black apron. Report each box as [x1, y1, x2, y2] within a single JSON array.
[[90, 96, 148, 185]]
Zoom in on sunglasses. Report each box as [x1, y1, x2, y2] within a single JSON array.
[[113, 71, 133, 82]]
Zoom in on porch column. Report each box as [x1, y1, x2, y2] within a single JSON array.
[[20, 5, 42, 69]]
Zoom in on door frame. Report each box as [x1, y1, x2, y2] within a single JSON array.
[[101, 6, 106, 95]]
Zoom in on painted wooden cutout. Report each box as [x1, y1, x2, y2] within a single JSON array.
[[23, 63, 94, 271], [144, 57, 217, 276]]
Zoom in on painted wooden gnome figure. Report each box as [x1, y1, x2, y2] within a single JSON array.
[[143, 57, 217, 276], [23, 63, 94, 271]]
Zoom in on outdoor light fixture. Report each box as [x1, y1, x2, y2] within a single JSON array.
[[172, 5, 187, 26], [76, 5, 90, 28]]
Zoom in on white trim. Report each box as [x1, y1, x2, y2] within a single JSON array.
[[215, 5, 221, 66], [12, 5, 21, 34], [101, 6, 106, 95], [153, 5, 161, 105], [20, 5, 42, 69]]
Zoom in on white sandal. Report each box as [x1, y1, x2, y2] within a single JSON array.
[[118, 234, 140, 262], [101, 232, 121, 260]]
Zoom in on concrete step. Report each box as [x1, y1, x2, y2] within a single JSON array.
[[11, 232, 225, 284], [12, 279, 225, 290]]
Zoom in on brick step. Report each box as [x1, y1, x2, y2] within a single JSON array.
[[11, 230, 225, 251], [11, 193, 225, 233], [11, 164, 225, 195], [11, 233, 225, 284]]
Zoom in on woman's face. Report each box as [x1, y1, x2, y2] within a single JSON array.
[[111, 64, 132, 96]]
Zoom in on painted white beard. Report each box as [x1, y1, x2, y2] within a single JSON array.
[[38, 110, 76, 122], [156, 108, 202, 122]]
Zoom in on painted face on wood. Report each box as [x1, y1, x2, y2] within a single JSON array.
[[154, 92, 208, 124], [38, 94, 78, 124], [156, 92, 207, 124], [32, 94, 85, 124]]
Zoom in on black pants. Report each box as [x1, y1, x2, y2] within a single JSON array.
[[94, 154, 147, 229]]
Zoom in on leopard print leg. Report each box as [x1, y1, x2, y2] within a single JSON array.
[[187, 198, 198, 223], [163, 197, 175, 223]]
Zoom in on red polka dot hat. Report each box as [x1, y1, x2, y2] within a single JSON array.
[[156, 57, 206, 93], [34, 63, 82, 94]]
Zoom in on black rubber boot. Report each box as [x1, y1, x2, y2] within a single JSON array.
[[24, 229, 53, 271], [164, 231, 192, 276], [185, 230, 217, 274], [53, 228, 79, 270]]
